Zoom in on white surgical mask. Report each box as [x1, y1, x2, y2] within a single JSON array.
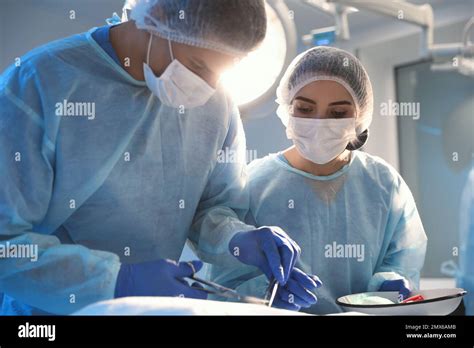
[[143, 34, 216, 108], [286, 116, 356, 164]]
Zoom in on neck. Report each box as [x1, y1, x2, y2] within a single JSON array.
[[109, 21, 169, 81], [284, 147, 351, 177]]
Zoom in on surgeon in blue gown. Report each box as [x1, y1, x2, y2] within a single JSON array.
[[210, 47, 428, 314], [0, 0, 308, 315]]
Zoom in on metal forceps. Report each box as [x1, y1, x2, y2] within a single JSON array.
[[189, 274, 270, 305], [264, 277, 279, 307], [186, 261, 279, 307]]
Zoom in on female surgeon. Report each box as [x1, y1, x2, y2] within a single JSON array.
[[210, 46, 428, 313], [0, 0, 307, 315]]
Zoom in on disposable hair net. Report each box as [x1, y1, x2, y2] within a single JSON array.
[[276, 46, 374, 137], [125, 0, 267, 57]]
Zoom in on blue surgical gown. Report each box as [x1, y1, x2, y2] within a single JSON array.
[[0, 27, 253, 315], [210, 151, 427, 314]]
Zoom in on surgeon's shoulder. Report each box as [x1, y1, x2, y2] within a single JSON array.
[[1, 32, 89, 85], [220, 88, 241, 123], [247, 154, 281, 183], [353, 150, 405, 191], [25, 32, 89, 66]]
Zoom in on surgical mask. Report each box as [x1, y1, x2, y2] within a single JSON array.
[[143, 34, 216, 108], [286, 116, 356, 164]]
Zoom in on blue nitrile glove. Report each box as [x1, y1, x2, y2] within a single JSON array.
[[115, 259, 208, 299], [379, 279, 411, 301], [272, 268, 323, 311], [229, 226, 301, 285]]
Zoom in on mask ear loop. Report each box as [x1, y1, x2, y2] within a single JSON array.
[[168, 39, 174, 61], [146, 33, 153, 66], [147, 35, 174, 67]]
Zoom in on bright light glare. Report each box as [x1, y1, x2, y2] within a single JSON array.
[[221, 5, 287, 106]]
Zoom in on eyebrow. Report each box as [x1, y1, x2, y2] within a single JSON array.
[[294, 97, 353, 106], [328, 100, 352, 106], [294, 96, 316, 104]]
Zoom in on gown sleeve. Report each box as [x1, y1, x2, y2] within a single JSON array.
[[368, 172, 427, 291], [0, 65, 121, 315], [188, 99, 255, 267]]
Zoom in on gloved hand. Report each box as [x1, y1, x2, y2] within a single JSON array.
[[272, 268, 322, 311], [115, 259, 208, 299], [379, 278, 411, 301], [229, 226, 301, 285]]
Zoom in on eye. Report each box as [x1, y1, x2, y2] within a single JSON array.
[[297, 106, 313, 113], [293, 101, 314, 115], [189, 60, 210, 77], [331, 110, 347, 118], [187, 64, 202, 76], [190, 59, 206, 71], [329, 107, 353, 118]]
